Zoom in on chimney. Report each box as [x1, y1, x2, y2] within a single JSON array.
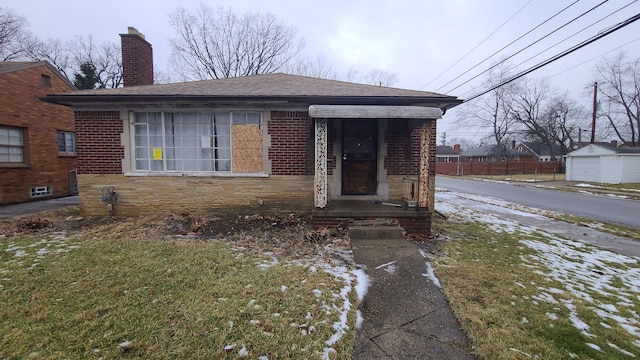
[[511, 140, 516, 149], [610, 140, 618, 147], [453, 144, 461, 154], [120, 27, 154, 87]]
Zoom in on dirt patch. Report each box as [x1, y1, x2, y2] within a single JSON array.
[[0, 209, 349, 260]]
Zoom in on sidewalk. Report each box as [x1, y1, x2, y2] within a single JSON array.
[[350, 232, 475, 359], [0, 196, 79, 218]]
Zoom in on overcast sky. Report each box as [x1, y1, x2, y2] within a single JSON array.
[[6, 0, 640, 142]]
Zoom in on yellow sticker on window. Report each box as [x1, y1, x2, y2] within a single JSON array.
[[152, 148, 163, 160]]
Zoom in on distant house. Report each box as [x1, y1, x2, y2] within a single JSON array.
[[565, 144, 640, 184], [0, 61, 77, 204], [516, 142, 565, 162], [460, 145, 536, 162], [41, 27, 463, 236], [436, 144, 461, 163]]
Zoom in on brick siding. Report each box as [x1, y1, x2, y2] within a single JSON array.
[[384, 119, 425, 176], [120, 32, 153, 87], [268, 111, 314, 175], [74, 111, 124, 174], [0, 63, 77, 204]]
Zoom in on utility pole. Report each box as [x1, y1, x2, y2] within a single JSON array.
[[591, 81, 597, 143]]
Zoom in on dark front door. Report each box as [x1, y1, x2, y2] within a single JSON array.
[[342, 120, 377, 195]]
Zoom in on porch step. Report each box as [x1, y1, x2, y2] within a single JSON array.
[[348, 225, 405, 240]]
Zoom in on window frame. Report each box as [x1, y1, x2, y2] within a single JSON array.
[[57, 130, 76, 155], [0, 125, 27, 166], [129, 110, 263, 175]]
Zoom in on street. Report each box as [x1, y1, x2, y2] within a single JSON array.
[[436, 176, 640, 229]]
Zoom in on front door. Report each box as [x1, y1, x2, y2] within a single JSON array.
[[342, 120, 377, 195]]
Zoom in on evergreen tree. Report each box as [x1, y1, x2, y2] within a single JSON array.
[[73, 61, 100, 89]]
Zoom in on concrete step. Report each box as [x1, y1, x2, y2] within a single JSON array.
[[349, 225, 405, 240]]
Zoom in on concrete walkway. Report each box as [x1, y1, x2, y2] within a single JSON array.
[[0, 196, 79, 218], [350, 226, 475, 359]]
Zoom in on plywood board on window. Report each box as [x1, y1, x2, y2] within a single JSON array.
[[232, 124, 263, 173]]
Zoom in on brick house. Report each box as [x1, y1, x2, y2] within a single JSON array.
[[0, 61, 77, 204], [42, 28, 462, 235]]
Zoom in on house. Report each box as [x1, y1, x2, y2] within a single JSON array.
[[565, 143, 640, 184], [460, 145, 536, 162], [0, 61, 77, 204], [436, 144, 461, 163], [42, 28, 462, 236], [515, 142, 565, 162]]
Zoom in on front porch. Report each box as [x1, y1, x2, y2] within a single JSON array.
[[311, 199, 432, 238]]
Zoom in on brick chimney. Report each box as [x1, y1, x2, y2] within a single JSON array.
[[120, 27, 154, 87], [610, 140, 618, 147], [453, 144, 461, 154]]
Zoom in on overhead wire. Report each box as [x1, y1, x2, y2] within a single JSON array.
[[444, 0, 613, 94], [462, 12, 640, 102], [459, 0, 637, 98], [419, 0, 533, 90], [433, 0, 581, 93]]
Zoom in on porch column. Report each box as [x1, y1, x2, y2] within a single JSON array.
[[418, 119, 432, 210], [314, 118, 328, 208]]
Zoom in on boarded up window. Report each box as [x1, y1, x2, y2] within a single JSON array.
[[232, 124, 263, 172]]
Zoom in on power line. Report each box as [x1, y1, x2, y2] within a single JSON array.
[[463, 12, 640, 102], [545, 36, 640, 79], [419, 0, 533, 90], [459, 0, 636, 98], [445, 0, 612, 94], [433, 0, 581, 93]]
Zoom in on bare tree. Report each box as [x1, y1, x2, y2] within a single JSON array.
[[457, 62, 520, 157], [594, 52, 640, 146], [0, 7, 27, 61], [69, 35, 122, 88], [362, 68, 398, 87], [510, 78, 586, 159], [168, 5, 304, 80], [282, 54, 338, 79], [18, 33, 73, 78]]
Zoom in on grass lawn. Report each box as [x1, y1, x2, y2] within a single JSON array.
[[0, 209, 358, 359], [431, 213, 640, 359]]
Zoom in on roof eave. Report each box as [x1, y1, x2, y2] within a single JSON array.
[[41, 94, 464, 110]]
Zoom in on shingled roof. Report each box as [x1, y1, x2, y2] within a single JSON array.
[[42, 73, 462, 109]]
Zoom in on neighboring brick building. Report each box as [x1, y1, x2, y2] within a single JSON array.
[[0, 61, 77, 204], [43, 28, 462, 236]]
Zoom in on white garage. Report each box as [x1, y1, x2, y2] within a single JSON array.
[[565, 144, 640, 184]]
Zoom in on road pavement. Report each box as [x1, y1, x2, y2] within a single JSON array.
[[436, 176, 640, 229]]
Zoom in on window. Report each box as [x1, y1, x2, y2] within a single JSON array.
[[133, 111, 260, 172], [0, 125, 25, 163], [57, 131, 76, 154], [41, 74, 51, 88]]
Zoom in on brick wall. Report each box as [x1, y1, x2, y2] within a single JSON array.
[[120, 29, 154, 87], [268, 111, 314, 175], [74, 111, 124, 174], [384, 119, 427, 176], [0, 63, 77, 204]]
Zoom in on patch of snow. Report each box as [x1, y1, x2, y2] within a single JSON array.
[[374, 261, 397, 270], [118, 341, 131, 348], [546, 312, 558, 320], [356, 310, 364, 329], [352, 269, 369, 302], [383, 264, 397, 274], [280, 285, 287, 292], [14, 250, 27, 258], [586, 343, 604, 352], [320, 347, 337, 360], [238, 346, 248, 356], [312, 289, 322, 297], [422, 262, 441, 288], [575, 183, 597, 188], [607, 342, 635, 357]]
